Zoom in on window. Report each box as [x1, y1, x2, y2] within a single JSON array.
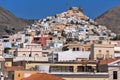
[[42, 54, 46, 57], [99, 50, 101, 52], [77, 48, 79, 51], [34, 46, 37, 48], [113, 71, 117, 79], [87, 48, 90, 51], [97, 50, 103, 60], [114, 51, 120, 53], [73, 48, 75, 51], [35, 54, 39, 57], [29, 54, 31, 57], [23, 54, 26, 57], [109, 42, 111, 44], [98, 50, 101, 54], [106, 50, 109, 54], [18, 73, 20, 77]]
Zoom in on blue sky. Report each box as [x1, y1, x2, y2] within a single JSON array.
[[0, 0, 120, 19]]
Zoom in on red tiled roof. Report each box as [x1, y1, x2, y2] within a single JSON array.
[[5, 66, 24, 70], [99, 59, 118, 65], [21, 73, 65, 80], [88, 60, 97, 62]]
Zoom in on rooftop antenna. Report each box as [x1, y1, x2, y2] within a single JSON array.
[[66, 0, 71, 10], [76, 0, 83, 12]]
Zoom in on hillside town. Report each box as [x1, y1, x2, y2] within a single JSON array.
[[0, 7, 120, 80]]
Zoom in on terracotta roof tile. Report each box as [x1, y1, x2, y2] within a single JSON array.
[[99, 59, 118, 65], [5, 66, 24, 70], [21, 73, 65, 80]]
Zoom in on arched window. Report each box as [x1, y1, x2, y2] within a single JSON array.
[[18, 73, 20, 77], [106, 50, 109, 54], [23, 54, 26, 57], [73, 48, 75, 51], [98, 50, 102, 54], [29, 54, 31, 57], [35, 54, 39, 57], [77, 48, 79, 51]]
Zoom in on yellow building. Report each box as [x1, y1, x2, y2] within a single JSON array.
[[12, 59, 109, 80], [64, 42, 90, 51], [91, 44, 114, 60], [25, 60, 97, 73]]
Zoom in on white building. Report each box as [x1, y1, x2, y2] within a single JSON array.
[[57, 50, 90, 62]]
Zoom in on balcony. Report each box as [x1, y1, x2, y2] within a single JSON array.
[[13, 56, 48, 62], [105, 54, 112, 59], [96, 54, 104, 60], [50, 72, 108, 78]]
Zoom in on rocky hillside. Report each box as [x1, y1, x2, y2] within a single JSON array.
[[95, 6, 120, 34], [0, 7, 34, 36], [28, 7, 116, 42]]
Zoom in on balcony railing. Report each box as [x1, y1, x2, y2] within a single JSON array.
[[50, 72, 108, 75], [96, 54, 104, 60], [13, 56, 48, 62]]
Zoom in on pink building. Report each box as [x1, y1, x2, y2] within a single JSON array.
[[31, 35, 51, 47], [14, 44, 48, 61], [17, 44, 42, 57]]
